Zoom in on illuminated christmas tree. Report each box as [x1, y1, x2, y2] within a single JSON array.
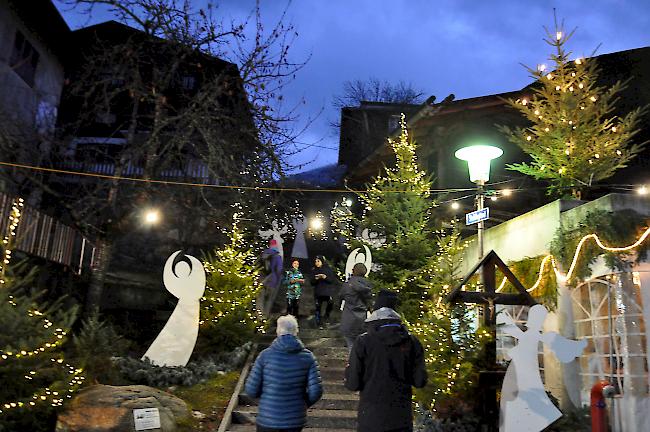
[[499, 21, 646, 198], [200, 209, 266, 336], [357, 114, 437, 320], [0, 199, 84, 429], [405, 221, 487, 412]]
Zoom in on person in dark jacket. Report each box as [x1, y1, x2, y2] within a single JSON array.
[[261, 240, 284, 293], [339, 263, 373, 352], [310, 255, 339, 328], [245, 314, 323, 432], [345, 307, 427, 432]]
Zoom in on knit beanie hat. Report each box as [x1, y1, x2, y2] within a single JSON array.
[[373, 289, 399, 311]]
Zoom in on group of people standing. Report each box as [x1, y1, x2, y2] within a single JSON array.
[[252, 240, 427, 432]]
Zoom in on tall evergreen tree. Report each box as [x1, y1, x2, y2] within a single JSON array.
[[356, 114, 437, 319], [499, 21, 646, 198]]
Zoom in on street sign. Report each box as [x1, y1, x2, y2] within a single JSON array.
[[466, 207, 489, 225]]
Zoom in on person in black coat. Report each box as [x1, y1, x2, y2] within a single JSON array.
[[309, 255, 339, 328], [344, 307, 427, 432], [245, 314, 323, 431], [339, 263, 373, 352]]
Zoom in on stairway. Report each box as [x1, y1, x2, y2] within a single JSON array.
[[224, 326, 358, 431]]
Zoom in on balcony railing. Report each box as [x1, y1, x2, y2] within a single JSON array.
[[0, 193, 94, 274]]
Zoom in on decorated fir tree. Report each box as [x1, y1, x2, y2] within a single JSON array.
[[200, 210, 266, 349], [357, 114, 438, 320], [405, 221, 487, 413], [499, 22, 646, 198], [0, 199, 84, 429]]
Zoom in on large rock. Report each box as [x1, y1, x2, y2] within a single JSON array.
[[56, 384, 190, 432]]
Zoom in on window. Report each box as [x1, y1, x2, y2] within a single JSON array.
[[181, 75, 196, 90], [9, 30, 40, 87], [388, 114, 400, 132]]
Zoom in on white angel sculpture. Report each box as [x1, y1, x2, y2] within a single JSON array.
[[345, 245, 372, 281], [142, 251, 206, 367], [360, 228, 386, 248], [259, 220, 288, 261], [291, 217, 308, 259], [497, 304, 587, 432]]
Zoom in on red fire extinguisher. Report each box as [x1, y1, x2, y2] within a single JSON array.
[[591, 380, 615, 432]]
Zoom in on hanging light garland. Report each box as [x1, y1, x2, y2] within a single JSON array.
[[495, 225, 650, 294]]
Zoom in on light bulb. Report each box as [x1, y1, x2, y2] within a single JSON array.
[[638, 185, 648, 195], [451, 202, 460, 210]]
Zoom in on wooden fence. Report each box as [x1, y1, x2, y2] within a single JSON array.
[[0, 193, 94, 274]]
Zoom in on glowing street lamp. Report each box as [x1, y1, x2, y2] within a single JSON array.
[[454, 145, 503, 185], [455, 144, 503, 259]]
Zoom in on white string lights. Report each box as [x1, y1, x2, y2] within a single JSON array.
[[495, 226, 650, 294], [0, 197, 85, 415]]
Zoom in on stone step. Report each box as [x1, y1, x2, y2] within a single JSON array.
[[233, 406, 357, 429], [322, 380, 353, 394], [317, 357, 347, 368], [319, 366, 346, 380], [311, 346, 349, 359], [257, 336, 346, 348], [238, 392, 359, 410]]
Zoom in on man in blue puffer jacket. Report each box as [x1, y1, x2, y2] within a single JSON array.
[[245, 314, 323, 432]]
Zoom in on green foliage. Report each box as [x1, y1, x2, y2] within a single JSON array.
[[0, 262, 82, 430], [114, 342, 252, 388], [195, 312, 258, 356], [354, 114, 439, 318], [70, 309, 130, 383], [406, 222, 486, 412], [201, 212, 265, 331], [498, 21, 646, 198], [414, 404, 481, 431], [173, 370, 240, 432], [550, 209, 649, 284], [497, 255, 558, 309]]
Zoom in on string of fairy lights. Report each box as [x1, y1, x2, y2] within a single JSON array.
[[495, 225, 650, 294], [0, 198, 85, 415], [200, 207, 267, 333]]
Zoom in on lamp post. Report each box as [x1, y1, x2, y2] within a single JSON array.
[[455, 144, 503, 432], [454, 145, 503, 259]]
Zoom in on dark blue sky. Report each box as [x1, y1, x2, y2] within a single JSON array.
[[55, 0, 650, 172]]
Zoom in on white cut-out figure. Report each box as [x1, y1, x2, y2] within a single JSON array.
[[360, 228, 386, 248], [142, 251, 206, 367], [259, 220, 288, 261], [291, 217, 308, 259], [345, 245, 372, 281], [498, 304, 587, 432]]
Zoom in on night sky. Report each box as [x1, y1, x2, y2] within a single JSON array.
[[55, 0, 650, 172]]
